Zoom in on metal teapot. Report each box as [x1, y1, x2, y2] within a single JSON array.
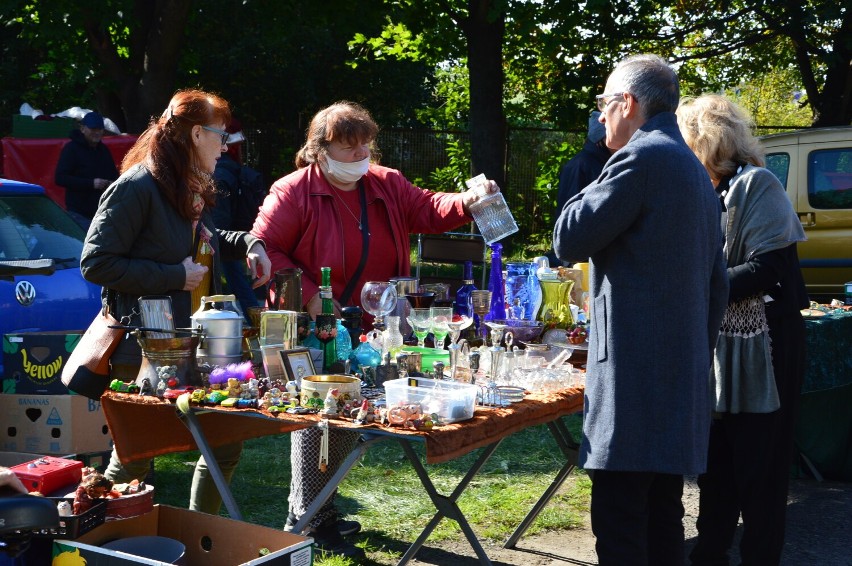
[[191, 295, 243, 367]]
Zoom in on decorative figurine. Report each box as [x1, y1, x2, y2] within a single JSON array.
[[248, 378, 260, 398], [226, 377, 241, 398], [322, 388, 339, 416], [139, 377, 154, 396], [285, 380, 298, 398], [73, 470, 114, 515], [354, 398, 370, 425]]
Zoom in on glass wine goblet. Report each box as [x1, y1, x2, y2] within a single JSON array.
[[471, 289, 493, 343], [483, 320, 508, 348], [360, 281, 398, 331], [406, 308, 432, 348], [429, 306, 453, 350], [447, 314, 473, 347]]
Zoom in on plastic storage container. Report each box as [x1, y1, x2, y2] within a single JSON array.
[[384, 376, 477, 424]]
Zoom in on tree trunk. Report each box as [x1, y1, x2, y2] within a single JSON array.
[[84, 0, 194, 134], [465, 0, 506, 189]]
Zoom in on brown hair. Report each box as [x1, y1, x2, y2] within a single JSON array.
[[295, 101, 379, 168], [676, 94, 764, 182], [121, 89, 232, 219]]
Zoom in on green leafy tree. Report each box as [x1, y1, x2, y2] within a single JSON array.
[[654, 1, 852, 126]]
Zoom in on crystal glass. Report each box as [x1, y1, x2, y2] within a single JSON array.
[[429, 306, 453, 350], [360, 281, 398, 331], [447, 314, 473, 347], [483, 320, 507, 348], [407, 308, 432, 348], [471, 289, 492, 342]]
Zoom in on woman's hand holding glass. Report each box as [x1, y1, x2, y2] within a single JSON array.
[[429, 306, 453, 350]]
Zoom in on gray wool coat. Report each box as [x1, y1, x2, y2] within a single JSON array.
[[553, 112, 729, 475]]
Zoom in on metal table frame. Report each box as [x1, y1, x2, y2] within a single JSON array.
[[177, 407, 580, 565]]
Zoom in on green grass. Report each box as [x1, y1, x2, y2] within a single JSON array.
[[152, 415, 590, 565]]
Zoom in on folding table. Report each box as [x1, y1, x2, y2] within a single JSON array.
[[102, 387, 584, 565]]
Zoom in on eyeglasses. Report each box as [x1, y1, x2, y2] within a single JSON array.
[[595, 92, 626, 112], [201, 125, 229, 146]]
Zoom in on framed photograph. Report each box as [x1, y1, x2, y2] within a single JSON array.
[[260, 343, 287, 383], [280, 347, 316, 384]]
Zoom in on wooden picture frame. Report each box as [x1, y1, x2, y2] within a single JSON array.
[[280, 347, 316, 383]]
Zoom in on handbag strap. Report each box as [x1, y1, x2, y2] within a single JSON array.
[[339, 180, 370, 306]]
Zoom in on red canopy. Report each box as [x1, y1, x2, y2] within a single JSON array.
[[1, 135, 138, 208]]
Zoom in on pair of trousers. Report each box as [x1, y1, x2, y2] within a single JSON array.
[[103, 441, 243, 515], [591, 469, 686, 566], [288, 427, 361, 529], [689, 312, 804, 566]]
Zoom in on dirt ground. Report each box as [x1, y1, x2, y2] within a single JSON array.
[[399, 475, 852, 565]]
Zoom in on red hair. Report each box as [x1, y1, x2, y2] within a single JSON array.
[[121, 89, 232, 220]]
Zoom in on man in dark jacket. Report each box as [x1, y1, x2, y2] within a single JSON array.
[[55, 111, 119, 226], [553, 54, 729, 565]]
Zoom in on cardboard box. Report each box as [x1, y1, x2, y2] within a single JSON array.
[[2, 331, 83, 395], [54, 505, 314, 565], [0, 394, 112, 455]]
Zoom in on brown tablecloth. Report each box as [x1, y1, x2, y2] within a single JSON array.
[[102, 387, 584, 465]]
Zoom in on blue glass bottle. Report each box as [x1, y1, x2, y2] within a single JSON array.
[[454, 261, 476, 318], [485, 243, 507, 321]]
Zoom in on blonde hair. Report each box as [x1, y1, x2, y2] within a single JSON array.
[[676, 94, 764, 182]]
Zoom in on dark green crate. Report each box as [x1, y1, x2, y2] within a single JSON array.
[[12, 114, 76, 139]]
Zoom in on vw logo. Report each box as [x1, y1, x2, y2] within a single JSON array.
[[15, 280, 36, 307]]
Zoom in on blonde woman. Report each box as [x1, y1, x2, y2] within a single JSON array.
[[677, 94, 808, 565]]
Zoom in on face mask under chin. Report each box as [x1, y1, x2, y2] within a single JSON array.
[[324, 155, 370, 184]]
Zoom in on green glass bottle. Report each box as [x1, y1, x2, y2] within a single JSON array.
[[316, 267, 338, 373]]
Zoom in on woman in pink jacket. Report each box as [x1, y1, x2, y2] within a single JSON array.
[[251, 101, 499, 559]]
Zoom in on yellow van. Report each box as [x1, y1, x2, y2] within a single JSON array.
[[760, 126, 852, 300]]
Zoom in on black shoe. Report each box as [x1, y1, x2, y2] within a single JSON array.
[[285, 512, 361, 537], [336, 518, 362, 537], [308, 522, 366, 560]]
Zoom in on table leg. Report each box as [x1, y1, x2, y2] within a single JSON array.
[[503, 417, 580, 549], [177, 409, 243, 521], [396, 437, 503, 566], [289, 434, 387, 534]]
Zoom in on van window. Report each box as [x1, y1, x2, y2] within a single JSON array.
[[808, 148, 852, 209], [766, 153, 790, 189]]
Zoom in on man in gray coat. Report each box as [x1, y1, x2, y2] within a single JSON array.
[[553, 54, 728, 565]]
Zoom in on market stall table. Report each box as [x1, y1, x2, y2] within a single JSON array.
[[797, 308, 852, 480], [101, 387, 584, 565]]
